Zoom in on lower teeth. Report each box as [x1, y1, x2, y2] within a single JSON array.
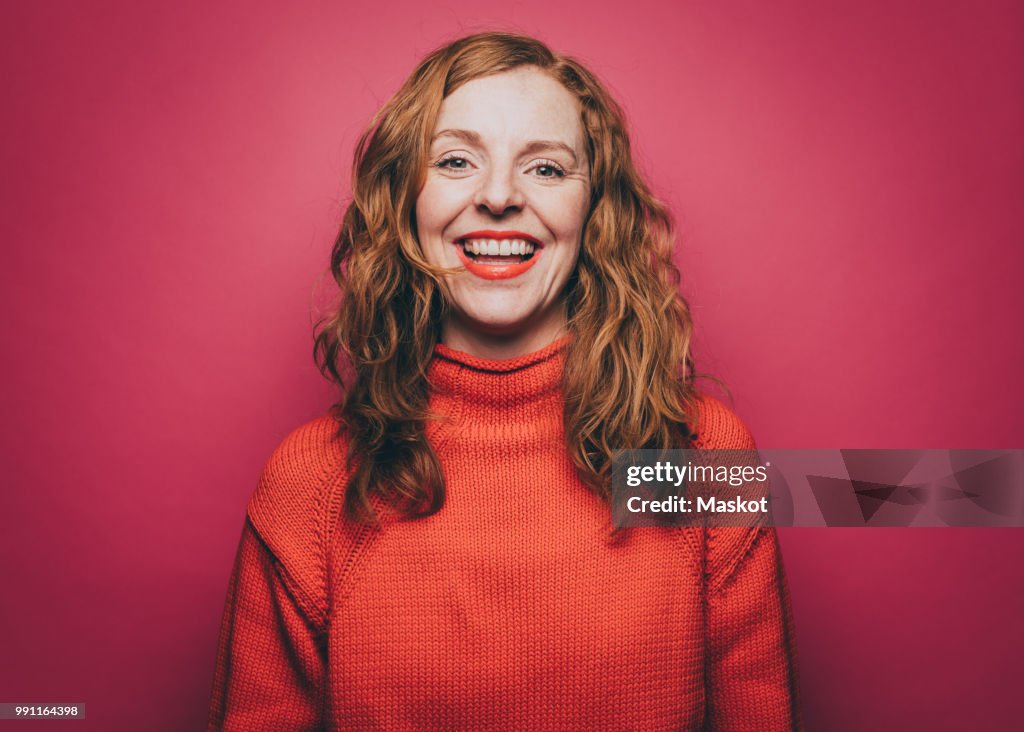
[[467, 252, 532, 262], [464, 247, 533, 261]]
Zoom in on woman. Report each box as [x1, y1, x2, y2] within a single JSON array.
[[208, 31, 801, 731]]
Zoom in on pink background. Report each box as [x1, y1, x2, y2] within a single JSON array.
[[2, 1, 1022, 729]]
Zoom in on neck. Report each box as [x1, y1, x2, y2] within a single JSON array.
[[441, 312, 569, 361]]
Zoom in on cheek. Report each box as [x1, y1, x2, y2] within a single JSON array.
[[414, 184, 441, 236], [416, 181, 476, 233], [415, 183, 453, 264], [544, 189, 590, 241]]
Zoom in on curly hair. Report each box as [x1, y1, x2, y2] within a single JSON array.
[[314, 31, 699, 522]]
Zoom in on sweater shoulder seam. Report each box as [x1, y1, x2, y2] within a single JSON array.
[[246, 413, 348, 633], [244, 514, 331, 636]]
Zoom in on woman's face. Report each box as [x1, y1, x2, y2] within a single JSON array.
[[415, 66, 591, 358]]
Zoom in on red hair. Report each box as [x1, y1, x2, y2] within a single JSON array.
[[314, 32, 698, 521]]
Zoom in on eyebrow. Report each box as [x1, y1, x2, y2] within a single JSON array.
[[431, 128, 580, 167]]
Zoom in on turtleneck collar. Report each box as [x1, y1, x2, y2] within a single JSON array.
[[427, 334, 570, 412]]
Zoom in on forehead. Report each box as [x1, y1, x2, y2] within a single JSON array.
[[432, 67, 584, 150]]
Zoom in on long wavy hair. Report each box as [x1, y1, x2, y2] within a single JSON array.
[[314, 31, 699, 523]]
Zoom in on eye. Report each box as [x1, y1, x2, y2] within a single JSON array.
[[527, 159, 566, 178], [434, 153, 473, 171]]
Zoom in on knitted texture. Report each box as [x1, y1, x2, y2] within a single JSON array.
[[208, 337, 801, 730]]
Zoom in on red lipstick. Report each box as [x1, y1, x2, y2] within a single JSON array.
[[453, 230, 542, 281]]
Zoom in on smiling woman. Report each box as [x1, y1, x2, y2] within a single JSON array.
[[416, 67, 591, 358], [208, 31, 801, 731]]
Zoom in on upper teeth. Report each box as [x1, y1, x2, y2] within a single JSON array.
[[461, 238, 536, 256]]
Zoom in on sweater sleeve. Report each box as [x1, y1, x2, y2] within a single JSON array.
[[695, 396, 802, 731], [206, 518, 327, 731], [705, 526, 801, 730], [208, 416, 345, 731]]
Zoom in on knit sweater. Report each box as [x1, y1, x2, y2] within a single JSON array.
[[207, 337, 801, 731]]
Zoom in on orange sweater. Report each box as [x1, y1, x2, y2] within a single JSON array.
[[208, 337, 801, 731]]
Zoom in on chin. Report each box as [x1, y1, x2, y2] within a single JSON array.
[[457, 292, 534, 324]]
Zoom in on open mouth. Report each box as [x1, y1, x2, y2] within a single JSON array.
[[453, 235, 543, 280], [458, 237, 537, 264]]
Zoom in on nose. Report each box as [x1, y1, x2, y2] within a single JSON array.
[[473, 164, 524, 216]]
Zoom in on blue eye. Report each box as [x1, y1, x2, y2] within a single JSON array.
[[530, 161, 566, 178], [436, 156, 469, 170]]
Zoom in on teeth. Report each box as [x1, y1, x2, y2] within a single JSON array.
[[460, 238, 537, 257]]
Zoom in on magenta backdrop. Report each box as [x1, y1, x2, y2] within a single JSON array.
[[2, 1, 1022, 730]]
